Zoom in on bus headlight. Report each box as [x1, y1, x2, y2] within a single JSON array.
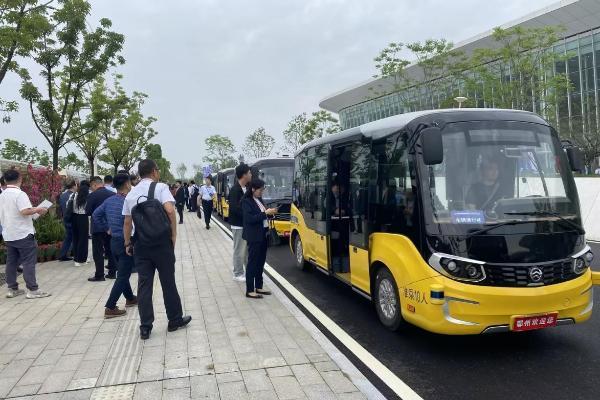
[[571, 246, 593, 275], [429, 253, 486, 283]]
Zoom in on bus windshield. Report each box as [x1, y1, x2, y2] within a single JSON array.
[[256, 165, 294, 202], [421, 120, 581, 236]]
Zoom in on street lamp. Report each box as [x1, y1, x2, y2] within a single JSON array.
[[454, 96, 468, 109]]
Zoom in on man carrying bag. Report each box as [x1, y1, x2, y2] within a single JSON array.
[[123, 159, 191, 340]]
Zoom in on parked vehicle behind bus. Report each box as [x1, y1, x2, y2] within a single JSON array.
[[251, 156, 294, 240], [290, 108, 597, 335], [216, 168, 235, 219]]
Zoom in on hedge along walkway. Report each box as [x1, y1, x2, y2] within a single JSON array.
[[0, 210, 382, 399]]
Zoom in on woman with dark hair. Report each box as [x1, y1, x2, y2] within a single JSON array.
[[241, 178, 277, 299], [71, 180, 90, 266], [198, 175, 216, 229]]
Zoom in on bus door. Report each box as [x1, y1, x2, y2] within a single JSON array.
[[328, 145, 352, 283]]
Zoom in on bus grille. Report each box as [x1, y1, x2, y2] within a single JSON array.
[[483, 259, 577, 287]]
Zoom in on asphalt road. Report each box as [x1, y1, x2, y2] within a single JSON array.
[[213, 213, 600, 400]]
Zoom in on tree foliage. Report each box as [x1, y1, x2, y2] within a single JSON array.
[[99, 90, 156, 175], [145, 143, 173, 182], [175, 163, 187, 180], [244, 127, 275, 160], [301, 111, 339, 144], [0, 138, 49, 164], [0, 0, 53, 122], [282, 113, 307, 154], [203, 134, 236, 171], [19, 0, 125, 170]]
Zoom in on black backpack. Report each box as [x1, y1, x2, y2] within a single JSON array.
[[131, 182, 172, 247]]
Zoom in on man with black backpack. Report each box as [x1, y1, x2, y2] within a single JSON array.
[[123, 159, 191, 340]]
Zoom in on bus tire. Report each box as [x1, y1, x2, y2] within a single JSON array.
[[374, 268, 404, 331], [293, 235, 309, 271]]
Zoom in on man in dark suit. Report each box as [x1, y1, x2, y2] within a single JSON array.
[[174, 181, 185, 224], [86, 176, 116, 281], [228, 163, 252, 281]]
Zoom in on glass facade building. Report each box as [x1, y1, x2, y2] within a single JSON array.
[[338, 29, 600, 135]]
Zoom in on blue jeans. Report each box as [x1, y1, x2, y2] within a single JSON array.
[[105, 237, 135, 309], [59, 223, 73, 259]]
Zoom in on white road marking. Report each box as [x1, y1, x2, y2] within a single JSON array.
[[211, 215, 424, 400]]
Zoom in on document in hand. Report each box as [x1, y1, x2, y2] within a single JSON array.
[[33, 199, 53, 220]]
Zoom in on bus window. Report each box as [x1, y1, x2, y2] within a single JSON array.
[[349, 143, 370, 248], [296, 146, 328, 234], [370, 134, 417, 243]]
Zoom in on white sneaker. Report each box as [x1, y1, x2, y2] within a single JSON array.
[[6, 288, 25, 298], [26, 290, 51, 299], [233, 275, 246, 282], [74, 262, 82, 267]]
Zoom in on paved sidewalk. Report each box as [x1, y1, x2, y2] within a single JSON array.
[[0, 212, 379, 400]]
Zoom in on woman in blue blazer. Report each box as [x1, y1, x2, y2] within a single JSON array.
[[242, 178, 278, 298]]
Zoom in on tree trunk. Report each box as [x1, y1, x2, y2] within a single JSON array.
[[52, 147, 59, 172], [88, 157, 95, 177]]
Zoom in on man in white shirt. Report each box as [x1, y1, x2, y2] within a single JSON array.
[[0, 169, 51, 299], [122, 159, 191, 340], [104, 175, 117, 193]]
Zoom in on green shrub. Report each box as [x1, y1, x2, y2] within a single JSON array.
[[34, 214, 65, 245]]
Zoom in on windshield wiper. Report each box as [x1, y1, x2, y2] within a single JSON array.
[[462, 220, 532, 240], [504, 211, 585, 234]]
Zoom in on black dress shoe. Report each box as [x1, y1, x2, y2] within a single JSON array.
[[88, 276, 105, 282], [58, 257, 73, 262], [105, 273, 116, 279], [167, 315, 192, 332], [140, 327, 151, 340]]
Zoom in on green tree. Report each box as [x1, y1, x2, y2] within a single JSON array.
[[464, 26, 570, 122], [245, 127, 275, 160], [59, 151, 86, 172], [301, 111, 339, 144], [282, 113, 307, 153], [0, 0, 53, 122], [100, 91, 156, 174], [203, 134, 236, 171], [0, 138, 49, 164], [68, 75, 126, 175], [144, 143, 173, 182], [175, 162, 187, 180], [19, 0, 125, 171]]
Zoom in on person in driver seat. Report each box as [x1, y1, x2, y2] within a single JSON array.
[[466, 159, 507, 211]]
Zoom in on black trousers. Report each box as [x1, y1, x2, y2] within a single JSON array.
[[72, 214, 89, 263], [202, 200, 213, 226], [105, 237, 135, 309], [176, 204, 184, 223], [92, 232, 115, 278], [246, 239, 267, 293], [134, 243, 183, 330], [190, 194, 199, 212]]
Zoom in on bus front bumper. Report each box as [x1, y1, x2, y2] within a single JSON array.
[[405, 271, 594, 335], [272, 220, 291, 238]]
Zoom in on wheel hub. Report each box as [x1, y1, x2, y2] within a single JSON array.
[[378, 279, 397, 319]]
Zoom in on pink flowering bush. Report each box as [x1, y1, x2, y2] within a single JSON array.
[[21, 164, 63, 206]]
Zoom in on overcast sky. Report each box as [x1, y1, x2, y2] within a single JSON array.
[[1, 0, 558, 172]]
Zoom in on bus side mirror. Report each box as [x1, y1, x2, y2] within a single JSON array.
[[421, 127, 444, 165], [566, 147, 584, 172]]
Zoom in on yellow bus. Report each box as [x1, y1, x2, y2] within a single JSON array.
[[251, 157, 294, 241], [216, 168, 235, 219], [290, 108, 597, 334]]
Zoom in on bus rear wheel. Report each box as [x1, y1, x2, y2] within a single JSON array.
[[374, 268, 404, 331], [293, 235, 309, 271]]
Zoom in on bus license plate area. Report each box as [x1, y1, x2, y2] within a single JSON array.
[[511, 312, 558, 331]]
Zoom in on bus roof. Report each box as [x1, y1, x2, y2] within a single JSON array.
[[251, 157, 294, 168], [297, 108, 548, 154], [218, 167, 235, 174]]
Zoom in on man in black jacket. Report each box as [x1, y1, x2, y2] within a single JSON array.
[[86, 176, 116, 281], [228, 163, 252, 281], [174, 181, 185, 224]]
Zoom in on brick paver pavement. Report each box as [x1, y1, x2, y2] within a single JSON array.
[[0, 212, 383, 399]]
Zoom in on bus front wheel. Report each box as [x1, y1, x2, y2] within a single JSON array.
[[374, 268, 404, 331], [293, 235, 309, 271]]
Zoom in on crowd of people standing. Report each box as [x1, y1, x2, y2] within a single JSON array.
[[1, 159, 276, 339]]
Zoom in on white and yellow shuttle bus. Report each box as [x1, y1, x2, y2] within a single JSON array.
[[290, 109, 597, 334]]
